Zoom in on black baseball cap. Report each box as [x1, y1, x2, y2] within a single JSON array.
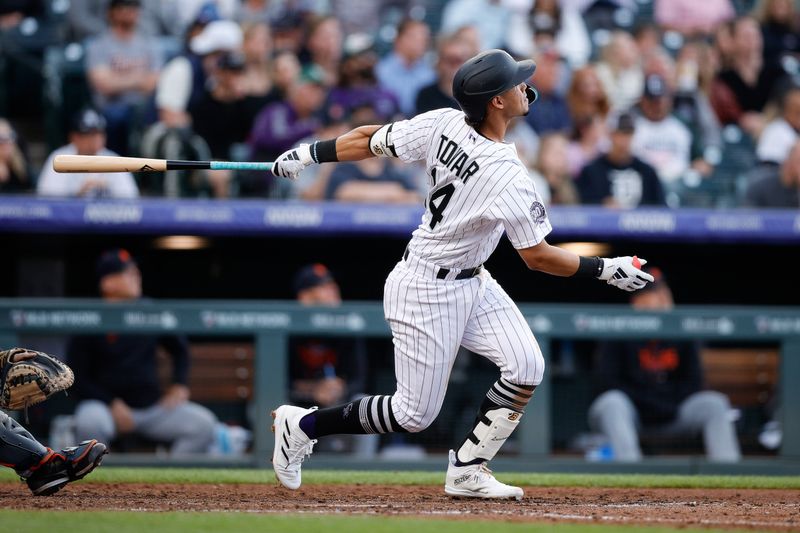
[[608, 111, 636, 133], [643, 73, 670, 99], [71, 108, 106, 134], [108, 0, 142, 9], [96, 248, 137, 279], [109, 0, 141, 8], [271, 11, 303, 30], [217, 51, 246, 71], [293, 263, 335, 294]]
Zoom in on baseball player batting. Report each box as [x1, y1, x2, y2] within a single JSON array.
[[269, 49, 654, 500]]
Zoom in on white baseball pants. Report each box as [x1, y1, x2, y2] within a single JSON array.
[[383, 252, 545, 432]]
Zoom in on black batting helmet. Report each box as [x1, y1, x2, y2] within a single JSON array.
[[452, 49, 538, 124]]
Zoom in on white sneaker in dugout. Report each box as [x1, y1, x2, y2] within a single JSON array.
[[444, 450, 523, 500], [271, 405, 318, 490]]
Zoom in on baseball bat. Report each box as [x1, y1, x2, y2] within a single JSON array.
[[53, 155, 273, 173]]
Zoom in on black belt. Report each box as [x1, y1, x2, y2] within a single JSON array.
[[403, 248, 482, 280]]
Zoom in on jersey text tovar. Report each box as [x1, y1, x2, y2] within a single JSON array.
[[435, 134, 480, 183]]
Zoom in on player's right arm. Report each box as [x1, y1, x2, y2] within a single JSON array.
[[494, 174, 654, 292], [270, 125, 379, 179], [271, 109, 450, 180]]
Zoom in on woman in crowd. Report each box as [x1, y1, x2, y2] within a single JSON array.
[[596, 31, 644, 111], [0, 118, 29, 193], [241, 21, 274, 99], [530, 132, 580, 206], [566, 67, 611, 177], [567, 66, 612, 125], [754, 0, 800, 68], [302, 15, 343, 87]]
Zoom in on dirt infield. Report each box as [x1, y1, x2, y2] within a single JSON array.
[[2, 482, 798, 530]]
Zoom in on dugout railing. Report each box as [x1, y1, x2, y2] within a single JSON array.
[[1, 299, 798, 468]]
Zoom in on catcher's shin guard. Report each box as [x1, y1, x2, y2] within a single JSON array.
[[0, 410, 49, 474], [455, 378, 535, 465]]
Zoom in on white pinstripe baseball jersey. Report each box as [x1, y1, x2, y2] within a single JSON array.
[[392, 108, 552, 269], [371, 107, 548, 434]]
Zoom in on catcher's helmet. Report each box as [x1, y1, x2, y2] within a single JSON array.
[[452, 49, 538, 124]]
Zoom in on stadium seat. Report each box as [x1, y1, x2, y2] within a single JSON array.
[[0, 54, 7, 117], [0, 19, 60, 122], [42, 43, 92, 149], [675, 125, 756, 208], [157, 343, 253, 428], [44, 0, 70, 27]]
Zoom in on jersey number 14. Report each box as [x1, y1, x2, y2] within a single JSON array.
[[428, 183, 455, 229]]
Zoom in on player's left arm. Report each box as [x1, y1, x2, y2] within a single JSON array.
[[518, 241, 654, 292], [517, 241, 580, 276]]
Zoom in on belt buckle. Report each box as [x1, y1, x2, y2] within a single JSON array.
[[452, 266, 481, 280]]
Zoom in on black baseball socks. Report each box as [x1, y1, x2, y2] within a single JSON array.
[[299, 395, 408, 438]]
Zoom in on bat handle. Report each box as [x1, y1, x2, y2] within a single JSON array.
[[209, 161, 273, 171], [632, 256, 641, 269]]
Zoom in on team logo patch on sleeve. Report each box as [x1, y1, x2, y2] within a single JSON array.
[[529, 201, 547, 224]]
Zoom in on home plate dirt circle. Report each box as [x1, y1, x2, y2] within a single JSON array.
[[2, 483, 798, 530]]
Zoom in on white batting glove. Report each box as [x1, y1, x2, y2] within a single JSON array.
[[599, 257, 655, 292], [272, 143, 314, 180]]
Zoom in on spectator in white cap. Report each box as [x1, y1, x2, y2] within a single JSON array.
[[141, 16, 243, 197], [37, 108, 139, 198], [155, 19, 244, 130]]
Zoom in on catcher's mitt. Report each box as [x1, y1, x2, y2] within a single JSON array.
[[0, 348, 74, 410]]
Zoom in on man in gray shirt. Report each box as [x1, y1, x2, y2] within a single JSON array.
[[745, 141, 800, 208], [85, 0, 162, 154], [68, 0, 183, 40]]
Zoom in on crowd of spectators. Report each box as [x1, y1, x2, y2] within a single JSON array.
[[1, 0, 799, 207]]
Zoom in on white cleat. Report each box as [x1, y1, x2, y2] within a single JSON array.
[[444, 450, 523, 500], [271, 405, 318, 490]]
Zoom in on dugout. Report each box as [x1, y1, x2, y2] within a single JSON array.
[[1, 199, 798, 472], [1, 300, 798, 473]]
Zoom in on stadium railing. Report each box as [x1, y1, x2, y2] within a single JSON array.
[[1, 299, 798, 467]]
